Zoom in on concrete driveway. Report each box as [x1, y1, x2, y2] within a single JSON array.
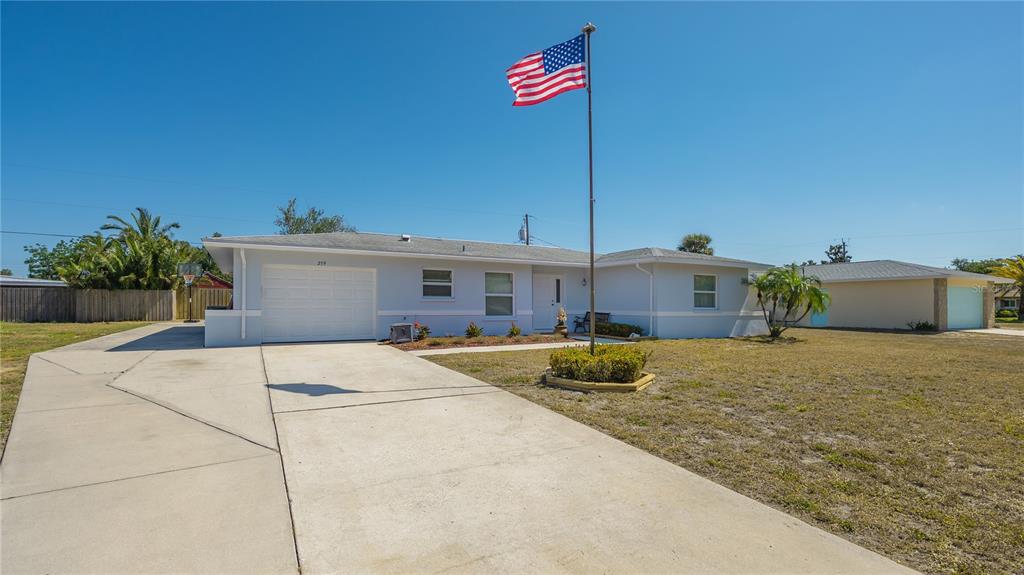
[[3, 323, 915, 574]]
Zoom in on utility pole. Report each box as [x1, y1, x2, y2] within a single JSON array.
[[524, 213, 530, 246]]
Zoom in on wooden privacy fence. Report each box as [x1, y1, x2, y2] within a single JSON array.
[[2, 287, 173, 323], [174, 287, 232, 320], [1, 287, 233, 322]]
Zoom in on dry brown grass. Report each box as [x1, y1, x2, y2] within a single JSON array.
[[1, 321, 150, 453], [429, 328, 1024, 574]]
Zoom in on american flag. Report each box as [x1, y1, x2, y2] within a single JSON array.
[[506, 34, 587, 107]]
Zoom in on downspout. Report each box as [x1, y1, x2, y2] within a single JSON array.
[[635, 263, 653, 337], [240, 249, 247, 340]]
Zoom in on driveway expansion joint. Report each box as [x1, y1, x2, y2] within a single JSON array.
[[271, 389, 501, 415], [1, 453, 275, 501]]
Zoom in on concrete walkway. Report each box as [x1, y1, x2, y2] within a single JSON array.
[[1, 324, 297, 574], [962, 327, 1024, 337], [3, 324, 917, 574]]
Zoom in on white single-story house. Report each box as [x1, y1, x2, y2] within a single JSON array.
[[791, 260, 1012, 331], [201, 232, 773, 346]]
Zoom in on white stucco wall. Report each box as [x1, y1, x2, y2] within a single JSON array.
[[651, 263, 767, 338], [219, 248, 535, 342]]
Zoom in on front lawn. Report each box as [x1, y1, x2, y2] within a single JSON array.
[[429, 328, 1024, 574], [1, 321, 150, 452], [391, 333, 571, 351]]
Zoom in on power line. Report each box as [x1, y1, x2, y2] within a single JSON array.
[[1, 230, 204, 247]]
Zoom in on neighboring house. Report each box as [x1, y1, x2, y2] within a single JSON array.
[[994, 284, 1019, 313], [202, 232, 773, 347], [791, 260, 1012, 330], [191, 271, 233, 289], [0, 276, 67, 287]]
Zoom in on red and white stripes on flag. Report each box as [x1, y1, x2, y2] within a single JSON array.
[[506, 34, 587, 107]]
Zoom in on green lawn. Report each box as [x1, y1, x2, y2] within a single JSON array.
[[1, 321, 150, 453], [429, 328, 1024, 575]]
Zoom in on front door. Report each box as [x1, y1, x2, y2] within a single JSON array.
[[532, 274, 563, 331]]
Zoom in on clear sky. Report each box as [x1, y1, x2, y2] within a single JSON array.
[[2, 1, 1021, 276]]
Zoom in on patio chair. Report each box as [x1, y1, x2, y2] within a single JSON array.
[[573, 311, 610, 333]]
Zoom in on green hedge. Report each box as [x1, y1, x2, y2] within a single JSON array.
[[996, 309, 1018, 319], [595, 321, 644, 338], [549, 345, 650, 383]]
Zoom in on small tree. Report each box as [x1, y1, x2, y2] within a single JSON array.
[[823, 240, 851, 263], [753, 265, 830, 339], [0, 268, 12, 276], [275, 198, 355, 235], [678, 233, 713, 255]]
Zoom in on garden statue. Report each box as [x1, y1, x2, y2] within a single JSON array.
[[555, 306, 569, 337]]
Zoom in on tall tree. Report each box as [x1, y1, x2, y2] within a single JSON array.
[[951, 258, 1003, 275], [677, 233, 713, 255], [0, 268, 12, 276], [24, 239, 80, 279], [275, 198, 354, 235], [823, 240, 852, 263], [753, 265, 831, 339]]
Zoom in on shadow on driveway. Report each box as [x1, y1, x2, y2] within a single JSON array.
[[266, 383, 362, 396], [108, 325, 205, 352]]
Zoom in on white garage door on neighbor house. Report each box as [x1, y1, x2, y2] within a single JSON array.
[[261, 265, 376, 343], [947, 286, 984, 330]]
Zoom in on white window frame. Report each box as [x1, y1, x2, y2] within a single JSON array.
[[421, 268, 454, 300], [484, 271, 515, 318], [1000, 298, 1018, 309], [693, 273, 718, 310]]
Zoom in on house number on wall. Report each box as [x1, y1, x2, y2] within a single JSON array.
[[315, 261, 327, 266]]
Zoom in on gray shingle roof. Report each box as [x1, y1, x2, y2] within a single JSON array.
[[597, 247, 773, 268], [205, 231, 591, 264], [203, 232, 770, 268], [799, 260, 1013, 283]]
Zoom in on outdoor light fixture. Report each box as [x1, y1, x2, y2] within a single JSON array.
[[581, 277, 587, 287]]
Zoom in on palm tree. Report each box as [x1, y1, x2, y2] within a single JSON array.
[[101, 208, 182, 289], [992, 255, 1024, 304], [753, 264, 831, 339]]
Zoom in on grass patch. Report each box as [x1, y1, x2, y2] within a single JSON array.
[[428, 328, 1024, 574], [1, 321, 149, 452]]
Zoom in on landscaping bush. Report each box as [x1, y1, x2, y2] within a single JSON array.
[[595, 321, 644, 338], [906, 320, 937, 331], [549, 345, 650, 383], [996, 309, 1017, 319], [414, 322, 431, 341], [465, 322, 483, 338], [507, 323, 521, 337]]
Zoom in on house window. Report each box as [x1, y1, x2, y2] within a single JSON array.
[[694, 274, 717, 309], [1001, 298, 1019, 309], [485, 272, 514, 316], [422, 269, 453, 298]]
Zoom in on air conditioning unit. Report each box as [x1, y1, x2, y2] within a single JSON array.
[[390, 323, 414, 344]]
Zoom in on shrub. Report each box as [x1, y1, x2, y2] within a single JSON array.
[[906, 320, 937, 331], [549, 345, 650, 383], [996, 309, 1017, 319], [507, 323, 521, 337], [414, 322, 431, 341], [595, 321, 644, 338], [465, 322, 483, 338]]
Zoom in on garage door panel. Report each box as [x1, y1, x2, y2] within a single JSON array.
[[948, 286, 983, 330], [262, 265, 376, 343]]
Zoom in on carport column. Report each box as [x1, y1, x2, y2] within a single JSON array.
[[983, 281, 995, 328], [933, 278, 948, 331]]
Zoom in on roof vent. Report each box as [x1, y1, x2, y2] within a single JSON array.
[[400, 234, 411, 242]]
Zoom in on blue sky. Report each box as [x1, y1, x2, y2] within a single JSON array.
[[2, 1, 1021, 276]]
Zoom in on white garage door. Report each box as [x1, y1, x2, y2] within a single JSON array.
[[262, 265, 376, 343]]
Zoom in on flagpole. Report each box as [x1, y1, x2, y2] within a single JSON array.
[[583, 22, 596, 354]]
